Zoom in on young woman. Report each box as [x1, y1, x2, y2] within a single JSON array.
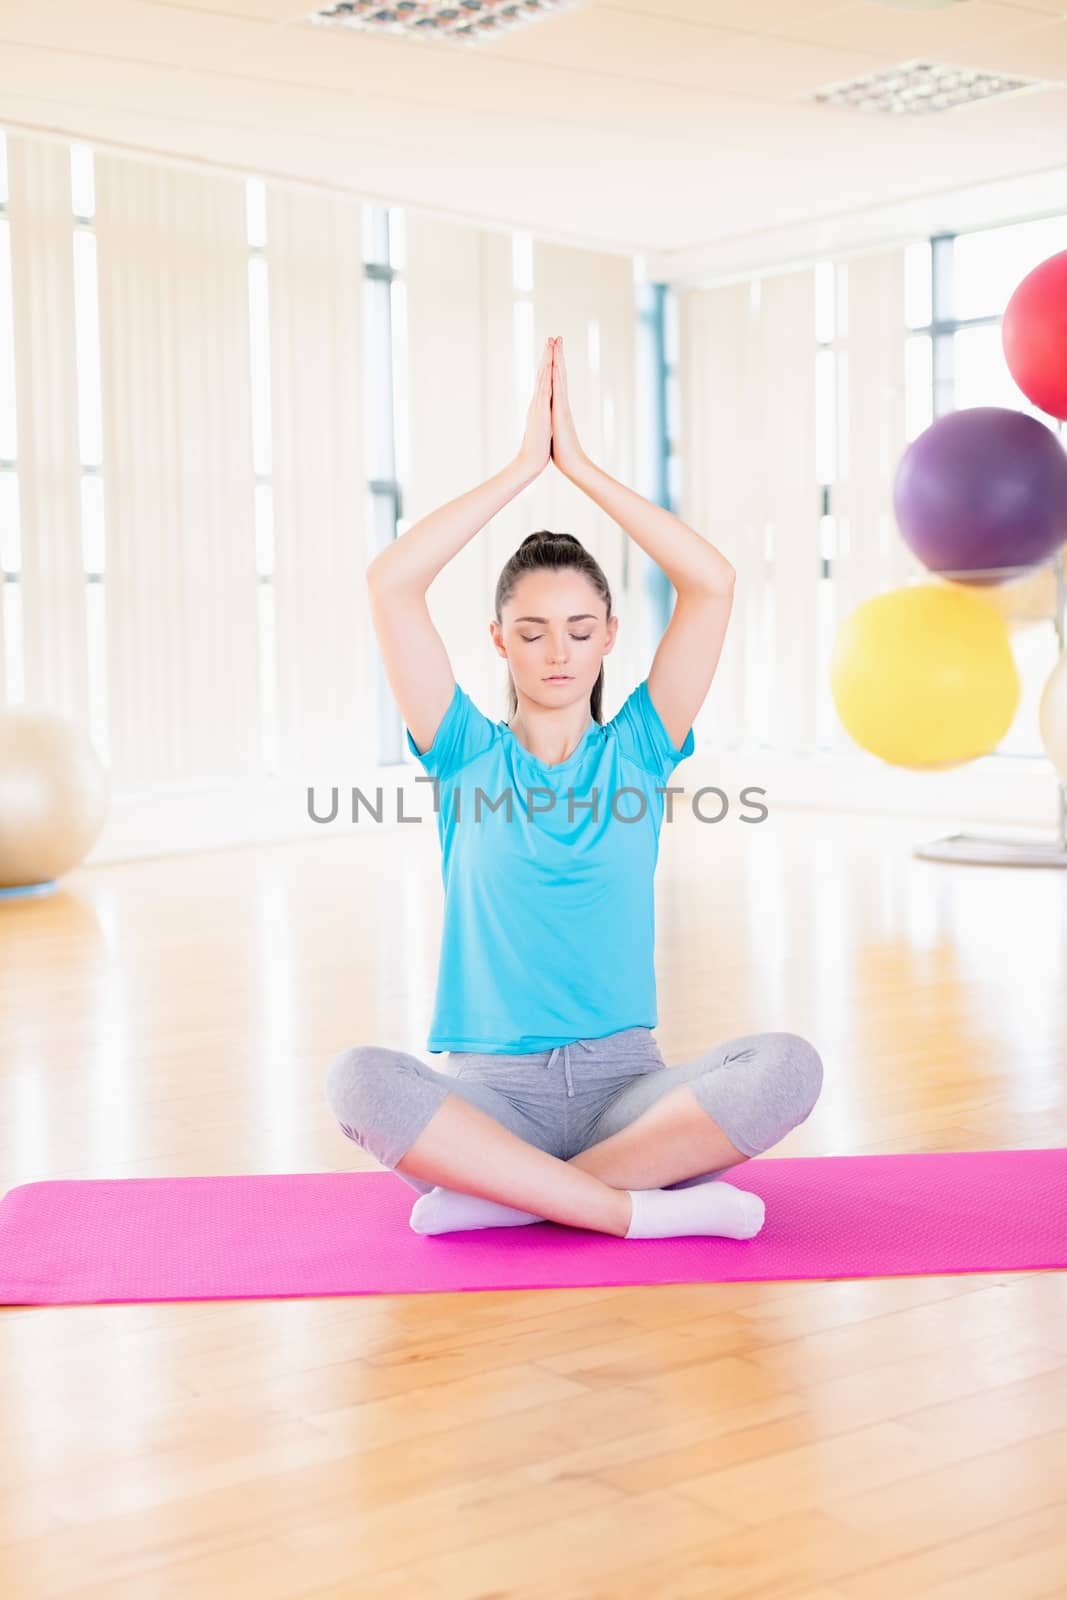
[[326, 336, 823, 1241]]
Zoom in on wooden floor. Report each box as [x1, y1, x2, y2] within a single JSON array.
[[1, 804, 1066, 1599]]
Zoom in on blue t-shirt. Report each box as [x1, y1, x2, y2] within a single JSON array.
[[405, 678, 695, 1054]]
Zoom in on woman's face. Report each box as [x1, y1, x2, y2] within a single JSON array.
[[492, 570, 617, 709]]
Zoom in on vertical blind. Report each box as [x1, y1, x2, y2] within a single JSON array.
[[679, 249, 924, 757], [93, 152, 261, 786], [3, 126, 932, 818], [2, 133, 653, 801], [265, 185, 369, 777], [5, 135, 87, 722]]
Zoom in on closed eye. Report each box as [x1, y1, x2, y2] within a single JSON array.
[[520, 634, 592, 642]]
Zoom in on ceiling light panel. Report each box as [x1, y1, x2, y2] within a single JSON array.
[[307, 0, 587, 47], [864, 0, 967, 11], [814, 58, 1048, 115]]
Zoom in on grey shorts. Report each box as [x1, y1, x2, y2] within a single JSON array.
[[324, 1024, 824, 1197]]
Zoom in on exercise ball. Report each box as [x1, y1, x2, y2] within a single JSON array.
[[1002, 249, 1067, 422], [893, 407, 1067, 580], [944, 550, 1064, 630], [1039, 653, 1067, 786], [0, 708, 110, 890], [830, 584, 1020, 768]]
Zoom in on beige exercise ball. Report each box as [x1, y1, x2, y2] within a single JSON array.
[[0, 708, 110, 889], [1039, 653, 1067, 786], [949, 550, 1064, 631]]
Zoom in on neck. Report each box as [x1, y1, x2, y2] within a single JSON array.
[[508, 697, 593, 766]]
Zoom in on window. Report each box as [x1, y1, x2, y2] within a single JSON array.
[[923, 220, 1066, 759], [0, 138, 108, 747], [634, 268, 675, 661], [246, 178, 278, 773], [70, 145, 109, 760], [363, 205, 408, 766], [0, 131, 21, 701], [814, 261, 840, 751]]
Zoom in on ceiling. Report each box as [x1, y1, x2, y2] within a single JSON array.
[[0, 0, 1064, 281]]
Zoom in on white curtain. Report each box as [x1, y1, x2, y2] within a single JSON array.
[[265, 185, 369, 776], [2, 132, 650, 857], [678, 249, 920, 758], [93, 152, 262, 786], [2, 130, 1050, 850], [4, 134, 87, 721]]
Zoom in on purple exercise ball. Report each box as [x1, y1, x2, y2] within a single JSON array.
[[892, 407, 1067, 582]]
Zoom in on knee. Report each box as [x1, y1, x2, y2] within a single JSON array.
[[323, 1044, 399, 1135], [768, 1032, 824, 1118]]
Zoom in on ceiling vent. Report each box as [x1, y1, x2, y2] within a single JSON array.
[[864, 1, 967, 11], [306, 0, 586, 47], [814, 58, 1046, 114]]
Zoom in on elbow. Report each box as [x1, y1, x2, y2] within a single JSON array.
[[694, 563, 735, 596], [366, 554, 396, 589], [366, 555, 428, 598]]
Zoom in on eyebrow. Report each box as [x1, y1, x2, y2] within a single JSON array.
[[513, 614, 598, 624]]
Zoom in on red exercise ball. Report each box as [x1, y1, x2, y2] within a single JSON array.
[[1002, 249, 1067, 422]]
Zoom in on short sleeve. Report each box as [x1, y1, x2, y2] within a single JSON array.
[[405, 681, 496, 781], [610, 678, 695, 786]]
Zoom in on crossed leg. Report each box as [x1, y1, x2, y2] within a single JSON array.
[[568, 1031, 824, 1190], [402, 1031, 824, 1235], [325, 1031, 823, 1235]]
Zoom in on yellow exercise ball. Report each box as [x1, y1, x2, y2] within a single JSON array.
[[1039, 653, 1067, 785], [830, 584, 1021, 769], [943, 549, 1064, 631], [0, 708, 110, 889]]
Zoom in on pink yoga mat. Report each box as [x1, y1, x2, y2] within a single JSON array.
[[1, 1148, 1064, 1307]]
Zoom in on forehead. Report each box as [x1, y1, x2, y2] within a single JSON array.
[[505, 569, 604, 619]]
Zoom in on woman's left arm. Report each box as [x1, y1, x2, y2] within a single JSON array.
[[550, 336, 735, 595], [550, 337, 736, 749], [566, 453, 736, 595]]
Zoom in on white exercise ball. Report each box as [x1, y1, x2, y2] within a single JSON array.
[[0, 708, 110, 888], [1039, 654, 1067, 786]]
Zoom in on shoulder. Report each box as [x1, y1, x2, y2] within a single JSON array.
[[607, 678, 695, 784], [405, 683, 498, 781]]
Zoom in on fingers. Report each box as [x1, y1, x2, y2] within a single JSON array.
[[536, 336, 566, 395], [540, 338, 553, 387]]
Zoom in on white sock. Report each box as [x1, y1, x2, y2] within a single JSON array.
[[625, 1181, 765, 1240], [408, 1179, 765, 1240], [409, 1186, 542, 1235]]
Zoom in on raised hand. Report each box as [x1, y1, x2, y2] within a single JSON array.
[[518, 337, 554, 476], [550, 337, 587, 479]]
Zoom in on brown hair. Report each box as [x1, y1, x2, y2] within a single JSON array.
[[494, 530, 613, 724]]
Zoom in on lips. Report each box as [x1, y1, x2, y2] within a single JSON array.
[[544, 676, 572, 682]]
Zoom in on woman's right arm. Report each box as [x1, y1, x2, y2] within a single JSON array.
[[367, 456, 541, 758], [367, 453, 540, 594], [367, 341, 556, 755]]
